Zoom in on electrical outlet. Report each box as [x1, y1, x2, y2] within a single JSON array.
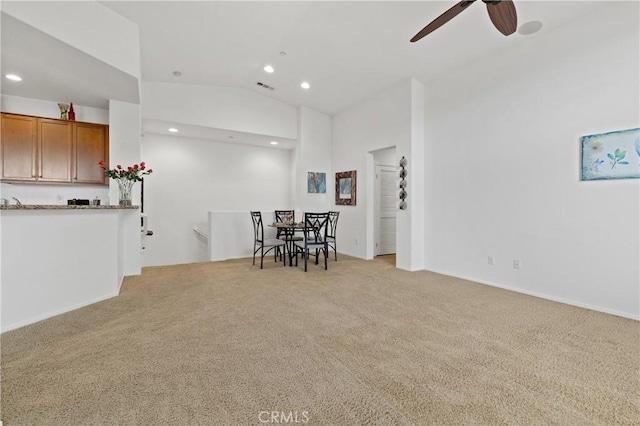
[[513, 259, 521, 269], [354, 238, 358, 246], [56, 194, 63, 203], [488, 256, 494, 265]]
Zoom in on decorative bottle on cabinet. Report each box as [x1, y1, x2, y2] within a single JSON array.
[[68, 103, 76, 121]]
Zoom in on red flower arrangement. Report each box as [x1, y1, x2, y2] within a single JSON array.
[[98, 161, 153, 182]]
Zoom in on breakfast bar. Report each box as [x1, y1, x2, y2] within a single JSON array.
[[1, 204, 140, 332]]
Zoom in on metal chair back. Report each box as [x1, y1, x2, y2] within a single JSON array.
[[274, 210, 295, 237], [250, 211, 286, 269], [251, 211, 265, 243], [328, 211, 339, 239], [303, 212, 329, 245]]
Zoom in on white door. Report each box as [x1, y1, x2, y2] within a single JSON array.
[[375, 165, 397, 255]]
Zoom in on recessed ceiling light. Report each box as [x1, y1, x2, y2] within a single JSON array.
[[280, 51, 287, 56], [270, 141, 278, 145], [5, 74, 22, 81], [168, 128, 178, 133], [172, 71, 182, 77], [264, 65, 274, 73], [229, 135, 235, 139], [518, 21, 543, 36], [300, 82, 310, 89]]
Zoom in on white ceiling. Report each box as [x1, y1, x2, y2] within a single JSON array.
[[143, 119, 297, 150], [100, 0, 608, 116], [1, 1, 610, 145], [0, 13, 139, 109]]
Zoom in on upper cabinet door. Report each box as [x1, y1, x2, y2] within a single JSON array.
[[73, 122, 107, 184], [38, 118, 72, 182], [1, 113, 37, 181]]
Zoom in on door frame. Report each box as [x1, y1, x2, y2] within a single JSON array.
[[366, 149, 398, 262], [365, 153, 376, 260], [375, 163, 397, 256]]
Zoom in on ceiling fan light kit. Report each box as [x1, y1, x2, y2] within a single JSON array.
[[411, 0, 518, 43], [518, 20, 543, 36]]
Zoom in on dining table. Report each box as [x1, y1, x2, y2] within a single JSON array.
[[269, 222, 308, 267]]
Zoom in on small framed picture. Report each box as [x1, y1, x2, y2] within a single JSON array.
[[335, 170, 356, 205], [307, 172, 326, 193], [581, 128, 640, 181]]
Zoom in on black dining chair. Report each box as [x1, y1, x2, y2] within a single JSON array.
[[274, 210, 303, 261], [250, 211, 286, 269], [327, 211, 340, 261], [294, 212, 330, 271]]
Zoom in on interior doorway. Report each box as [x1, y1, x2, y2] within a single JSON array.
[[375, 164, 397, 255], [371, 147, 397, 259], [376, 254, 396, 266]]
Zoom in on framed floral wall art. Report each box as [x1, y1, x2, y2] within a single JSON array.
[[335, 170, 356, 205], [307, 172, 326, 193], [581, 128, 640, 181]]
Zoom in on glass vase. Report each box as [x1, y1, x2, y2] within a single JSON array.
[[117, 179, 135, 206]]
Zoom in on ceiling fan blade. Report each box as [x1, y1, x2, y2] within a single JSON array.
[[410, 0, 477, 43], [486, 0, 517, 36]]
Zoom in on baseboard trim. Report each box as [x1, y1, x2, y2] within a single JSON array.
[[425, 268, 639, 321], [1, 291, 120, 333]]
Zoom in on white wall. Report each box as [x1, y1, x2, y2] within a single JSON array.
[[423, 2, 640, 319], [143, 82, 298, 140], [141, 134, 293, 266], [109, 100, 142, 277], [1, 94, 109, 124], [295, 107, 332, 213], [373, 147, 396, 167], [404, 79, 425, 271], [0, 183, 109, 206], [208, 210, 283, 262], [108, 100, 141, 205], [332, 80, 415, 262]]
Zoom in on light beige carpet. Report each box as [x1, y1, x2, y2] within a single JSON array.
[[2, 256, 639, 425]]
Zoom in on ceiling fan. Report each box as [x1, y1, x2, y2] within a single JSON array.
[[411, 0, 518, 43]]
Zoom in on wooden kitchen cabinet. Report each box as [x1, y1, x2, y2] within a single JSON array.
[[73, 122, 108, 184], [0, 112, 108, 185], [38, 118, 73, 182], [1, 113, 37, 181]]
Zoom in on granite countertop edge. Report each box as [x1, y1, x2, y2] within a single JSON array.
[[0, 205, 139, 210]]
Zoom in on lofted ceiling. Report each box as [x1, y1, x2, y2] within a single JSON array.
[[1, 1, 611, 146], [100, 1, 608, 116]]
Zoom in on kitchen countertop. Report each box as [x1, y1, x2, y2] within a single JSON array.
[[0, 205, 139, 210]]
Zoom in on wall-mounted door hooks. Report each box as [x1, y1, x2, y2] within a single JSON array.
[[399, 156, 407, 210]]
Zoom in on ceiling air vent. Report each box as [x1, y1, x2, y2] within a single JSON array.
[[256, 81, 275, 91]]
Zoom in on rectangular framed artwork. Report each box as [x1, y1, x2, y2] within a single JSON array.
[[307, 172, 326, 193], [335, 170, 356, 205], [581, 128, 640, 181]]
